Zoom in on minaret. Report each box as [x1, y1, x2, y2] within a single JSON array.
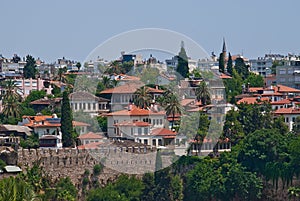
[[222, 37, 227, 56], [222, 37, 227, 71]]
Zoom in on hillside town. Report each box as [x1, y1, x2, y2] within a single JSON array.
[[1, 39, 300, 200]]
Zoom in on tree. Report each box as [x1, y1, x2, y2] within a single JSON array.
[[55, 177, 77, 201], [195, 81, 211, 106], [76, 62, 81, 71], [133, 86, 152, 109], [102, 76, 112, 89], [235, 57, 249, 79], [227, 52, 233, 75], [61, 91, 74, 147], [237, 129, 289, 183], [141, 173, 155, 201], [24, 55, 37, 79], [223, 69, 243, 103], [140, 67, 160, 85], [293, 116, 300, 134], [57, 67, 67, 82], [0, 176, 37, 201], [222, 109, 245, 144], [244, 72, 264, 87], [165, 94, 182, 129], [12, 54, 21, 63], [1, 79, 22, 119], [97, 116, 108, 133], [219, 52, 225, 73], [176, 41, 189, 78], [185, 158, 224, 201]]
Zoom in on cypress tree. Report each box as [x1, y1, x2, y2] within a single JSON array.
[[227, 52, 233, 75], [24, 55, 37, 79], [61, 91, 73, 147], [176, 41, 189, 78], [219, 52, 225, 73]]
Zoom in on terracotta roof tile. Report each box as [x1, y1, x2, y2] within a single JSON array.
[[237, 97, 269, 105], [114, 121, 151, 127], [274, 107, 300, 114], [107, 105, 165, 116], [151, 128, 177, 136], [78, 132, 104, 139]]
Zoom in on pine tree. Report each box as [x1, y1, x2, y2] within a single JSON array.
[[219, 52, 225, 73], [227, 52, 233, 75], [61, 91, 74, 147], [176, 41, 189, 78]]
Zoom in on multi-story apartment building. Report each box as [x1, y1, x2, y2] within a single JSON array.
[[249, 57, 273, 77], [276, 60, 300, 89]]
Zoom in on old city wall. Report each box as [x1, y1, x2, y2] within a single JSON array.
[[17, 146, 170, 186]]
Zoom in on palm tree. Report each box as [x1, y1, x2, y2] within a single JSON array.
[[195, 81, 211, 106], [134, 86, 152, 109], [165, 94, 182, 129], [102, 76, 112, 89], [57, 67, 67, 82], [0, 176, 37, 201], [1, 79, 22, 118], [157, 89, 173, 107]]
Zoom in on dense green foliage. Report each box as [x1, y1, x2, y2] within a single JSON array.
[[219, 52, 225, 73], [61, 91, 75, 147], [23, 55, 37, 79], [227, 52, 233, 75], [177, 45, 189, 78]]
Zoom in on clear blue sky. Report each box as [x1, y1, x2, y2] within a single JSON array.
[[1, 0, 300, 63]]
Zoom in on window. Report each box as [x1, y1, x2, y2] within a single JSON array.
[[93, 103, 96, 110], [144, 139, 148, 145], [88, 103, 91, 110], [138, 128, 142, 135], [160, 119, 163, 125], [144, 128, 148, 135], [286, 117, 289, 122], [79, 103, 82, 110], [279, 70, 286, 75], [280, 78, 285, 82]]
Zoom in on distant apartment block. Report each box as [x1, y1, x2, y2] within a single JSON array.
[[14, 78, 52, 97], [276, 60, 300, 89], [249, 57, 273, 77]]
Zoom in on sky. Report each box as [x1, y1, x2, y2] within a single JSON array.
[[1, 0, 300, 63]]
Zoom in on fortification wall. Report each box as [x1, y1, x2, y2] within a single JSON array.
[[17, 146, 171, 184]]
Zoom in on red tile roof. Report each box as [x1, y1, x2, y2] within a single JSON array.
[[151, 128, 177, 136], [78, 132, 104, 139], [276, 85, 300, 93], [100, 82, 144, 94], [274, 107, 300, 114], [114, 121, 151, 127], [107, 105, 165, 116], [77, 142, 104, 149], [270, 99, 291, 105], [237, 97, 269, 105], [22, 115, 90, 127], [219, 73, 232, 79]]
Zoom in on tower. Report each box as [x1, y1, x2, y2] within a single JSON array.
[[222, 37, 227, 56]]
